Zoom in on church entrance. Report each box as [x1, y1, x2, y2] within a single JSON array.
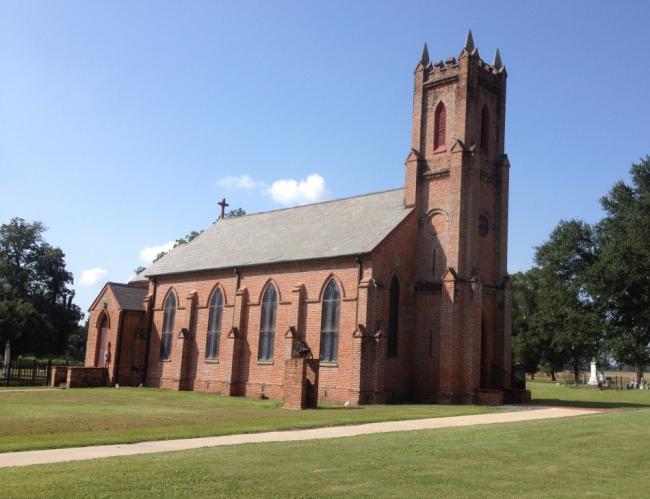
[[97, 317, 109, 368]]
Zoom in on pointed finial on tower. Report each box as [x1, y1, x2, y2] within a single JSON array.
[[493, 48, 503, 70], [465, 29, 475, 52], [420, 43, 430, 66]]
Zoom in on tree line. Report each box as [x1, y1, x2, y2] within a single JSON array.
[[512, 156, 650, 383]]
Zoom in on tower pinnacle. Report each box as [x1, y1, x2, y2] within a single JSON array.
[[420, 43, 430, 66], [493, 48, 503, 70], [464, 29, 475, 52]]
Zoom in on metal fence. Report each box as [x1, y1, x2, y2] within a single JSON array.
[[0, 359, 82, 387]]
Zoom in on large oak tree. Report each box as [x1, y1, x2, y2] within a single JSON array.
[[591, 157, 650, 381], [0, 218, 82, 358]]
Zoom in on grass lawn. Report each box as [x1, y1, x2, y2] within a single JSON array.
[[0, 388, 492, 453], [529, 380, 650, 409], [1, 408, 648, 498]]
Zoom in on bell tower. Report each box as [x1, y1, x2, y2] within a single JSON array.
[[405, 31, 512, 402]]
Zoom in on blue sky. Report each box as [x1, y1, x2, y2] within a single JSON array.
[[1, 1, 649, 313]]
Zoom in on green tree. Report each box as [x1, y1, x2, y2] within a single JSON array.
[[65, 319, 89, 360], [0, 218, 82, 356], [0, 298, 52, 356], [534, 219, 602, 383], [225, 208, 246, 218], [511, 269, 544, 378], [133, 266, 146, 276], [591, 157, 650, 382]]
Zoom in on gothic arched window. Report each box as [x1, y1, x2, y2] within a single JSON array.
[[481, 105, 490, 153], [205, 287, 223, 360], [320, 280, 341, 363], [160, 291, 176, 360], [434, 102, 446, 151], [387, 276, 400, 357], [258, 284, 277, 361]]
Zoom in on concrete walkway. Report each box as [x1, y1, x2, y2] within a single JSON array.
[[0, 407, 598, 468]]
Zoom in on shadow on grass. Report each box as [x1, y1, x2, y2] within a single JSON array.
[[531, 398, 650, 409]]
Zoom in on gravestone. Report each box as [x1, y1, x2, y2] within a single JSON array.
[[587, 360, 598, 386]]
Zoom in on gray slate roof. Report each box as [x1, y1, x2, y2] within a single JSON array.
[[108, 283, 147, 311], [143, 188, 411, 278]]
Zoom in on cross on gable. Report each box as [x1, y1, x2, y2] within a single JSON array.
[[218, 198, 229, 219]]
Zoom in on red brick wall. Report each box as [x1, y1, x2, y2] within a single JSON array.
[[67, 367, 107, 388], [145, 258, 363, 403], [363, 213, 418, 402], [282, 358, 319, 409], [115, 311, 147, 386], [85, 287, 121, 384], [50, 366, 68, 387]]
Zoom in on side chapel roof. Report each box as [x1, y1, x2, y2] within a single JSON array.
[[104, 283, 147, 312], [140, 188, 411, 278]]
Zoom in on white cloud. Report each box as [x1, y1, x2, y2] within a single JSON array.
[[217, 174, 261, 190], [265, 173, 328, 206], [139, 241, 175, 263], [80, 267, 108, 286]]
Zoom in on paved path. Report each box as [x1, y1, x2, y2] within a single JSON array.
[[0, 407, 598, 468]]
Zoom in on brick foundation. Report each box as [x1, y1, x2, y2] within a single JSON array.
[[50, 366, 68, 387], [66, 367, 107, 388], [504, 389, 532, 404], [473, 389, 504, 406]]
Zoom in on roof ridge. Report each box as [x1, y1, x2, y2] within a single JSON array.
[[107, 281, 140, 287], [216, 187, 404, 222]]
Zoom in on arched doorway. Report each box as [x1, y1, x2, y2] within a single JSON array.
[[96, 315, 109, 368]]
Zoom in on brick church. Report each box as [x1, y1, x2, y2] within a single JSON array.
[[83, 33, 523, 405]]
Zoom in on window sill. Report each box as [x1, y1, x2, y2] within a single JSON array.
[[319, 362, 338, 368], [160, 358, 171, 363], [205, 359, 220, 364], [257, 361, 274, 365], [433, 147, 447, 154]]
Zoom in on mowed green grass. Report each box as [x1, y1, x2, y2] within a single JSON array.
[[1, 409, 648, 498], [0, 388, 492, 452], [529, 380, 650, 409]]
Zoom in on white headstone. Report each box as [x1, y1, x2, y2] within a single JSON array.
[[2, 340, 10, 379], [587, 360, 599, 385]]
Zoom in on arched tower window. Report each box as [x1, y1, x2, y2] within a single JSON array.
[[320, 280, 341, 363], [387, 276, 400, 357], [258, 284, 277, 361], [205, 288, 223, 360], [434, 102, 446, 151], [480, 105, 490, 154], [160, 292, 176, 360]]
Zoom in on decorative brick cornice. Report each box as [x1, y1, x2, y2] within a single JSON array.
[[413, 281, 442, 295], [421, 168, 450, 181]]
